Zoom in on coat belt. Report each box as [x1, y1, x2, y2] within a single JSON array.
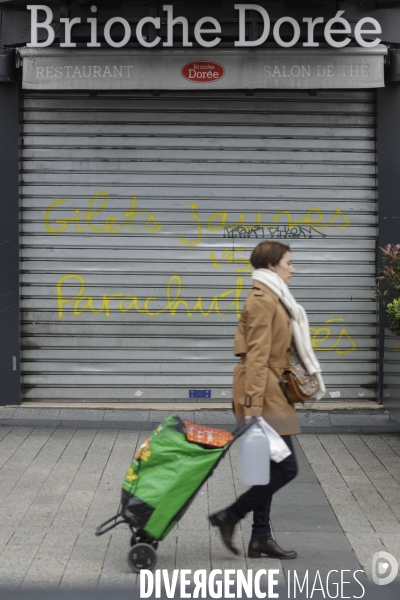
[[240, 355, 287, 369]]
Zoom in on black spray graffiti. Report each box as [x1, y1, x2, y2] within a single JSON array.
[[224, 224, 327, 239]]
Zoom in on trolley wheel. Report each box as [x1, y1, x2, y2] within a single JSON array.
[[137, 534, 158, 550], [128, 543, 157, 573], [130, 532, 158, 549]]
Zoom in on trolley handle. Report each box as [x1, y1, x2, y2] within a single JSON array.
[[231, 416, 257, 443]]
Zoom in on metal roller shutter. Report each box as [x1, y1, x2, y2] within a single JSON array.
[[21, 89, 378, 403]]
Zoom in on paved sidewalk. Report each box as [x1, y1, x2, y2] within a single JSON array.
[[1, 404, 399, 434], [299, 433, 400, 582], [0, 423, 399, 590]]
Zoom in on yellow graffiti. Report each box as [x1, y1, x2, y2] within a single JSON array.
[[178, 203, 203, 246], [179, 205, 351, 246], [55, 274, 356, 356], [210, 247, 252, 273], [273, 207, 350, 231], [44, 193, 162, 234], [56, 274, 244, 319], [311, 318, 357, 356], [44, 194, 350, 245], [393, 339, 400, 353]]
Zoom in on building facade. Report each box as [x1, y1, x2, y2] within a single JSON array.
[[1, 1, 400, 407]]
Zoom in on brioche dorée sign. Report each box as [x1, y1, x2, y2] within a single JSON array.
[[27, 4, 382, 50], [181, 62, 225, 83], [20, 47, 387, 90]]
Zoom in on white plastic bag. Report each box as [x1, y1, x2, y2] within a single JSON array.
[[238, 422, 270, 486], [256, 417, 292, 463]]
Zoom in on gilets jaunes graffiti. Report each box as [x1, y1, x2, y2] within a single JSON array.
[[44, 193, 351, 241]]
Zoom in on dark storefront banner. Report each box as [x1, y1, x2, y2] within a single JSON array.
[[20, 47, 386, 90]]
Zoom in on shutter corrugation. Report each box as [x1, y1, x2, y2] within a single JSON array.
[[20, 89, 378, 403]]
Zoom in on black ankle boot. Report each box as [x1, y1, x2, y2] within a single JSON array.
[[248, 537, 297, 559], [209, 510, 239, 556]]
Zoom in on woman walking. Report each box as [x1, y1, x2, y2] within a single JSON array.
[[210, 241, 325, 559]]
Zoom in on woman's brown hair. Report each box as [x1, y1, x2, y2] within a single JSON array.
[[250, 241, 290, 270]]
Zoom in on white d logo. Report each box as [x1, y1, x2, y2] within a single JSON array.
[[372, 551, 399, 585]]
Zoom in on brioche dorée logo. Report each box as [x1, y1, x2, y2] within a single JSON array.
[[181, 61, 225, 83], [26, 4, 382, 50]]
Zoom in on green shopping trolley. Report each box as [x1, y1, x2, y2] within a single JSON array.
[[95, 414, 251, 573]]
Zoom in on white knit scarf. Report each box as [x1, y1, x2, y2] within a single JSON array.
[[252, 268, 326, 400]]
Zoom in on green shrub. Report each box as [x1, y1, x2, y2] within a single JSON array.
[[375, 243, 400, 302], [375, 244, 400, 335], [387, 299, 400, 337]]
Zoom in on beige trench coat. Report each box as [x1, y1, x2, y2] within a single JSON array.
[[232, 281, 300, 435]]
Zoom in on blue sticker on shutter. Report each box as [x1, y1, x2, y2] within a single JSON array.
[[189, 390, 211, 398]]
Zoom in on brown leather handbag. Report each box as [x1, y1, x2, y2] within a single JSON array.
[[279, 359, 319, 404]]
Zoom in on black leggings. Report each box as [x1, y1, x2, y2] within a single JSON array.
[[227, 435, 298, 538]]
